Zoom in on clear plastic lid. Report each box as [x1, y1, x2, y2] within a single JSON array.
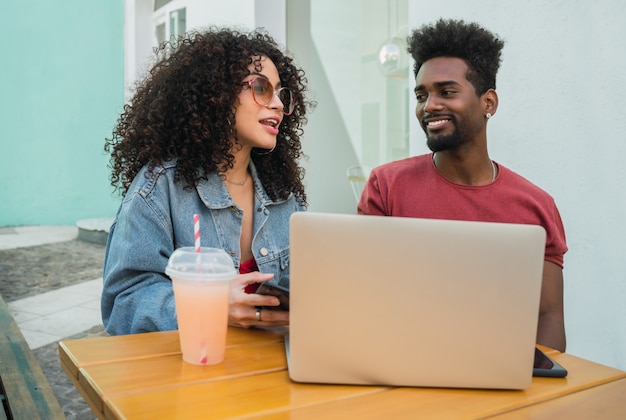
[[165, 247, 236, 281]]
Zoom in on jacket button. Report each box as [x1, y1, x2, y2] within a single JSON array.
[[260, 247, 269, 256]]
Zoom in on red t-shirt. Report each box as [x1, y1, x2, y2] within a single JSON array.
[[358, 154, 568, 267]]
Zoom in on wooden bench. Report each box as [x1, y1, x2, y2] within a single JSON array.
[[0, 295, 64, 419]]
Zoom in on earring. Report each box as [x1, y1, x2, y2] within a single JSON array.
[[486, 113, 492, 119]]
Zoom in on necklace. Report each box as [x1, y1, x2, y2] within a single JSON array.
[[489, 159, 497, 182], [432, 153, 497, 183], [224, 172, 249, 187]]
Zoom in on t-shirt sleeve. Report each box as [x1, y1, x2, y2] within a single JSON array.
[[544, 202, 568, 268], [357, 170, 388, 216]]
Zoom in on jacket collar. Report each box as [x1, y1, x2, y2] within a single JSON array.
[[196, 160, 289, 209]]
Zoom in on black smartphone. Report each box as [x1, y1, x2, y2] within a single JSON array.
[[255, 283, 290, 311], [532, 347, 568, 378]]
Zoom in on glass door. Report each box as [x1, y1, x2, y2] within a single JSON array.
[[287, 0, 410, 212]]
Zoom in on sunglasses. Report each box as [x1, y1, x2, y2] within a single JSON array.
[[242, 77, 294, 115]]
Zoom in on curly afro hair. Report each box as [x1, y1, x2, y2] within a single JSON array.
[[407, 19, 504, 95], [104, 27, 313, 206]]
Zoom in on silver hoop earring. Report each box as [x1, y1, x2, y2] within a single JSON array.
[[486, 113, 492, 119]]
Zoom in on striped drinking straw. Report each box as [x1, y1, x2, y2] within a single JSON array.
[[193, 214, 201, 271], [194, 213, 208, 363]]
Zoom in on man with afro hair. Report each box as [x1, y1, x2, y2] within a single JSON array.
[[359, 19, 567, 352]]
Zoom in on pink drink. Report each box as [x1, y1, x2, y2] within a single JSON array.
[[166, 247, 236, 366], [172, 277, 230, 365]]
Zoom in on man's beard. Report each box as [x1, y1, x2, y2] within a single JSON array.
[[422, 115, 463, 153], [426, 130, 462, 153]]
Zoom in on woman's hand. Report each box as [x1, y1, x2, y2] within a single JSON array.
[[228, 272, 289, 328]]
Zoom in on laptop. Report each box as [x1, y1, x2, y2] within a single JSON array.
[[287, 212, 546, 390]]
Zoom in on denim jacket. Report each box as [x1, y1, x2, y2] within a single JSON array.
[[101, 160, 304, 335]]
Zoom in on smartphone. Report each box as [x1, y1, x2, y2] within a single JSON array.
[[532, 347, 568, 378], [255, 283, 290, 311]]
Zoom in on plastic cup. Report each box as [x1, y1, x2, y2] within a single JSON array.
[[165, 247, 236, 365]]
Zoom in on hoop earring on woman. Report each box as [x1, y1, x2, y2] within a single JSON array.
[[486, 113, 492, 119], [226, 118, 237, 139]]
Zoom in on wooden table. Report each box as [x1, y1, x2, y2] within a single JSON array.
[[59, 327, 626, 419]]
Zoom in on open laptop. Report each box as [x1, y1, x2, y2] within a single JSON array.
[[287, 212, 546, 390]]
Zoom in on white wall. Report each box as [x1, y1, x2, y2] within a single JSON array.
[[408, 0, 626, 370]]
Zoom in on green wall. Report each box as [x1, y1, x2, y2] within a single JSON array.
[[0, 0, 124, 226]]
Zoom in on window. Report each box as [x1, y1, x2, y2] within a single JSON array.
[[153, 2, 187, 47], [154, 0, 173, 11]]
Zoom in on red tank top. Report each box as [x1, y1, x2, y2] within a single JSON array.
[[241, 258, 260, 293]]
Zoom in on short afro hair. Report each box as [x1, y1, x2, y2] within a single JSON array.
[[407, 19, 504, 95]]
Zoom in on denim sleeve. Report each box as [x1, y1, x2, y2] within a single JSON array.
[[101, 189, 178, 335]]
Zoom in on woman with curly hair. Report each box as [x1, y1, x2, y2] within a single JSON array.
[[101, 27, 313, 335]]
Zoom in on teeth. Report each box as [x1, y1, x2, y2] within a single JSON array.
[[427, 119, 447, 127]]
